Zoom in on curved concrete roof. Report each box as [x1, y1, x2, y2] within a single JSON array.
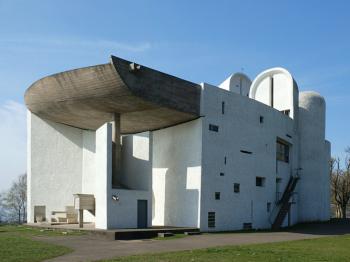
[[25, 56, 201, 134]]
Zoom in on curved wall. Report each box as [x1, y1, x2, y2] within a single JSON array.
[[249, 68, 298, 119], [298, 91, 330, 222], [219, 73, 251, 96]]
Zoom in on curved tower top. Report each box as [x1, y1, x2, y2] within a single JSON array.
[[249, 67, 299, 119], [219, 72, 251, 96]]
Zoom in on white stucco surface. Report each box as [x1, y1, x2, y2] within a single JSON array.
[[200, 83, 298, 231], [27, 112, 83, 222], [152, 120, 202, 228], [27, 67, 330, 231]]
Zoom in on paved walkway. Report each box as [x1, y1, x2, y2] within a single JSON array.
[[40, 222, 350, 262]]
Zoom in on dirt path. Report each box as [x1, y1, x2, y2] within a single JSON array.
[[40, 222, 350, 262]]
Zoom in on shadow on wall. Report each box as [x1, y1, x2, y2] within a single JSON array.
[[120, 132, 152, 191], [152, 120, 202, 228], [164, 166, 199, 227]]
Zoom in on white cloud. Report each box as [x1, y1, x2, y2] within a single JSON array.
[[0, 100, 26, 192]]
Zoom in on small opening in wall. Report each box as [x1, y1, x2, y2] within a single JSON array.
[[282, 109, 290, 116], [208, 212, 215, 228], [222, 101, 225, 114], [240, 150, 252, 154], [260, 116, 264, 123], [220, 172, 224, 176], [267, 202, 271, 212], [243, 222, 252, 229], [256, 177, 266, 187], [209, 124, 219, 132], [215, 192, 221, 200], [234, 183, 240, 193], [286, 134, 292, 138], [224, 156, 227, 165]]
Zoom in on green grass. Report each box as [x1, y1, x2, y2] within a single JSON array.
[[0, 224, 79, 262], [103, 234, 350, 262]]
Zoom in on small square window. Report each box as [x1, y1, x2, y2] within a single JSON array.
[[256, 177, 265, 187], [215, 192, 221, 200], [234, 183, 240, 193], [267, 202, 271, 212], [220, 172, 224, 176], [209, 124, 219, 132]]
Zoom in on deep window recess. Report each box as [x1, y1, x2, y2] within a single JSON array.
[[209, 124, 219, 132], [215, 192, 221, 200], [267, 202, 271, 212], [282, 109, 290, 116], [220, 172, 225, 176], [224, 156, 227, 165], [260, 116, 264, 123], [276, 139, 290, 163], [240, 150, 252, 154], [234, 183, 240, 193], [208, 212, 216, 228], [222, 101, 225, 114], [256, 177, 266, 187], [243, 223, 252, 229]]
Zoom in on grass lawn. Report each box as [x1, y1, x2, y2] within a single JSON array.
[[0, 224, 81, 262], [104, 234, 350, 262]]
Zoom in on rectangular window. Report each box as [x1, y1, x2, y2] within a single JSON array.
[[220, 172, 224, 176], [222, 101, 225, 114], [208, 212, 215, 228], [256, 177, 265, 187], [209, 124, 219, 132], [243, 223, 252, 229], [224, 156, 227, 165], [276, 139, 290, 163], [240, 150, 252, 154], [260, 116, 264, 123], [215, 192, 221, 200], [267, 202, 271, 212], [282, 109, 290, 116], [234, 183, 240, 193]]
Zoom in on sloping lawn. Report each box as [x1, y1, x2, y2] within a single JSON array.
[[0, 225, 80, 262], [104, 234, 350, 262]]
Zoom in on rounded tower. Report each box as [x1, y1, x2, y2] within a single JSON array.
[[298, 91, 330, 222]]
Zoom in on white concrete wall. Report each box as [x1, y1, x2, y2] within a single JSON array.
[[27, 112, 83, 222], [94, 123, 112, 229], [81, 130, 96, 222], [200, 84, 298, 231], [120, 132, 152, 191], [250, 68, 298, 119], [219, 73, 251, 96], [152, 120, 202, 228], [298, 91, 330, 222], [107, 189, 151, 228]]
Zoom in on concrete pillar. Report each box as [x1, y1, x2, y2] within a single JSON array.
[[111, 113, 121, 188]]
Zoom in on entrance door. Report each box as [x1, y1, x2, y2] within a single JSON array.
[[137, 200, 148, 228]]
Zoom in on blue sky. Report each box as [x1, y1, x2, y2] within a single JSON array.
[[0, 0, 349, 191]]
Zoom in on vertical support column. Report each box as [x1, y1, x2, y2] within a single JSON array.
[[111, 113, 121, 188], [79, 209, 83, 228]]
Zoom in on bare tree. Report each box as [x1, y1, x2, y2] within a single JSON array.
[[331, 156, 350, 219], [3, 174, 27, 223]]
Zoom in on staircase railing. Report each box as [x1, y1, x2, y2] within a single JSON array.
[[269, 173, 299, 229]]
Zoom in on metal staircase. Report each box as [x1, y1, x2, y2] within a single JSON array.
[[271, 175, 299, 230]]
